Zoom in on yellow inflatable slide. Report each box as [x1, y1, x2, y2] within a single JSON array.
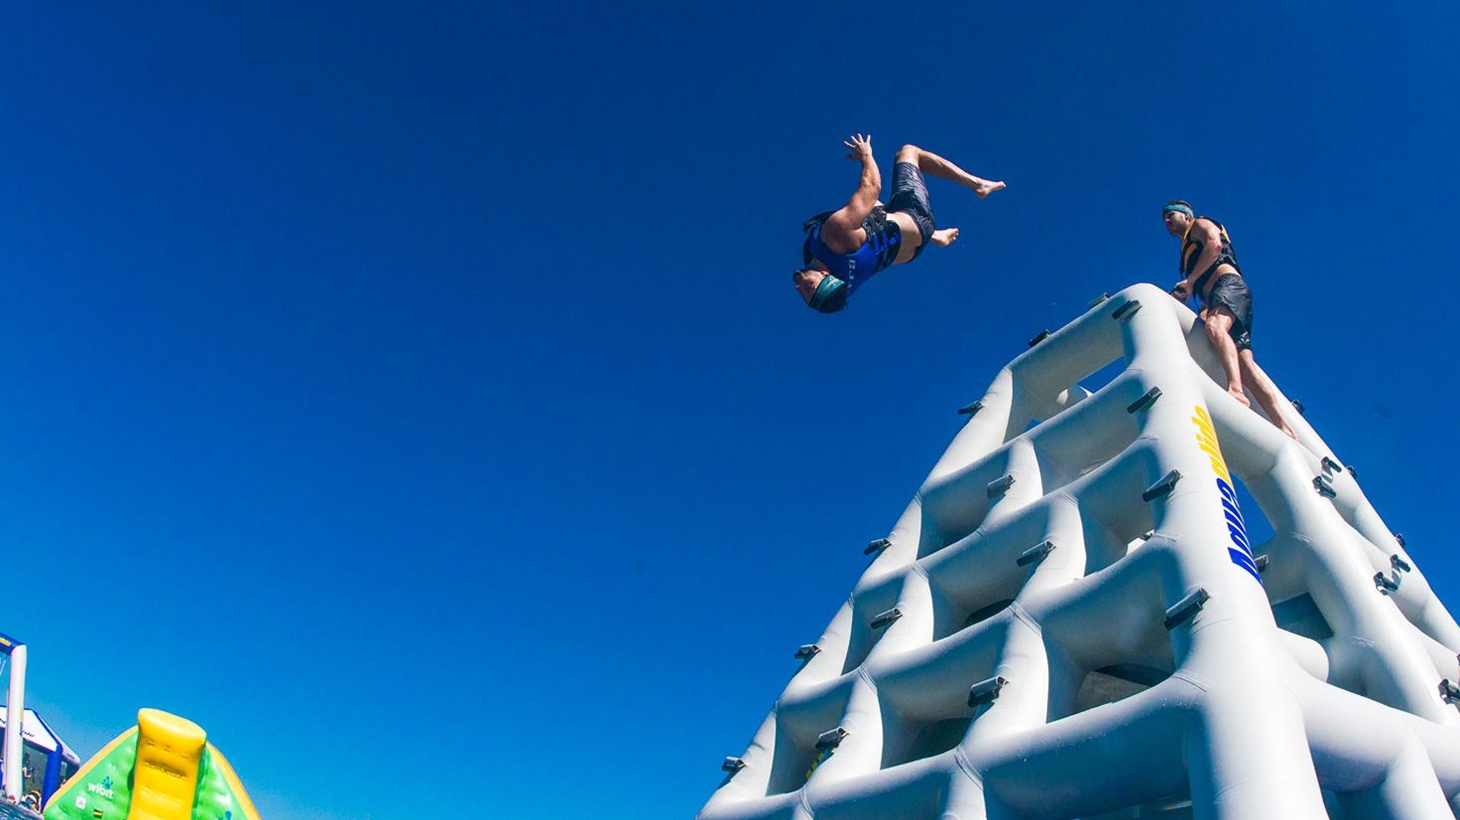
[[43, 708, 261, 820]]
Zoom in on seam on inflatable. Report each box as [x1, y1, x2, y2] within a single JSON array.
[[1171, 670, 1212, 693], [1008, 601, 1041, 636], [953, 747, 982, 787]]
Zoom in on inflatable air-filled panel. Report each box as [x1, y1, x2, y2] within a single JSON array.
[[43, 709, 261, 820]]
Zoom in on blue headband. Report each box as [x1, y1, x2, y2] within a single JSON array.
[[1163, 203, 1194, 217], [808, 275, 846, 311]]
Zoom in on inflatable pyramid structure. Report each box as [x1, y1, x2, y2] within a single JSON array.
[[699, 284, 1460, 820], [44, 709, 261, 820]]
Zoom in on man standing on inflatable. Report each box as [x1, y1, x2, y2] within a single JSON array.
[[793, 134, 1004, 313], [1162, 200, 1297, 439]]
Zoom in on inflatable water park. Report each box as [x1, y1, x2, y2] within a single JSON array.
[[0, 631, 261, 820], [699, 285, 1460, 819]]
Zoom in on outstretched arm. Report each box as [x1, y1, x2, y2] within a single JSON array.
[[821, 134, 881, 246], [843, 133, 881, 215]]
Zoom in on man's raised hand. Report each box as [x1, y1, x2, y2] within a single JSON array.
[[1170, 280, 1191, 301], [844, 133, 873, 161]]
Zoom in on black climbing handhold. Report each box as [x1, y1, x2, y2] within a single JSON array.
[[1017, 540, 1056, 567], [864, 538, 892, 556], [1312, 476, 1336, 499], [967, 675, 1008, 708], [1163, 588, 1210, 630], [987, 474, 1016, 498], [957, 400, 984, 417], [815, 727, 847, 750], [1143, 470, 1182, 502], [870, 608, 902, 629], [1440, 680, 1460, 705], [1127, 387, 1163, 414]]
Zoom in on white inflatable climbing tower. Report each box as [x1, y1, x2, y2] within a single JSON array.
[[699, 284, 1460, 820]]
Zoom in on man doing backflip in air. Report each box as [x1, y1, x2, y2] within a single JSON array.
[[1162, 200, 1297, 439], [794, 134, 1004, 313]]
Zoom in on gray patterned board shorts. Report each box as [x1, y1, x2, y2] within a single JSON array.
[[887, 162, 936, 258], [1205, 273, 1254, 351]]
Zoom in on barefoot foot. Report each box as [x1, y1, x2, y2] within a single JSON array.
[[931, 227, 960, 247], [1228, 387, 1251, 407], [974, 179, 1006, 199]]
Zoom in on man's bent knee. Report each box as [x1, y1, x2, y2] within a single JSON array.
[[896, 144, 921, 164]]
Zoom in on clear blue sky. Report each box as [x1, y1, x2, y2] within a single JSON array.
[[1, 3, 1457, 819]]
